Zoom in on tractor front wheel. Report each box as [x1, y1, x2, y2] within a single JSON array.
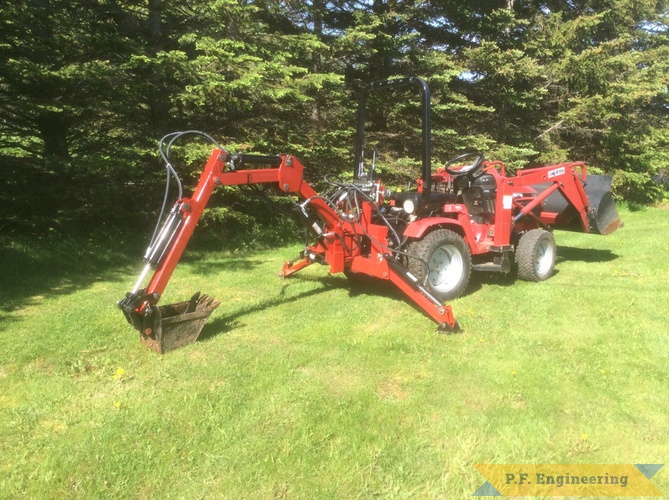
[[515, 229, 556, 282], [407, 229, 472, 301]]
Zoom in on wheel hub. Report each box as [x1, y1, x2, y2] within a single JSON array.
[[428, 245, 464, 293], [535, 238, 554, 276]]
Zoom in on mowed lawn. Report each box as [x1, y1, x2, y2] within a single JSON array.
[[1, 206, 667, 498]]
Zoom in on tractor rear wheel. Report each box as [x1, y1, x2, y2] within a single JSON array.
[[515, 229, 556, 282], [407, 229, 472, 301]]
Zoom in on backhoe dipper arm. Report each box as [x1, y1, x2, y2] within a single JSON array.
[[142, 151, 228, 303], [119, 150, 331, 326]]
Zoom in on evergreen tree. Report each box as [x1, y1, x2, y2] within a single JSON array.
[[1, 0, 667, 235]]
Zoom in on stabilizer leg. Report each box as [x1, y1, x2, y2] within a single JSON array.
[[385, 257, 460, 333]]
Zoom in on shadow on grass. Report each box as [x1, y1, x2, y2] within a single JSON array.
[[0, 235, 140, 321], [467, 271, 516, 296], [195, 244, 622, 340], [0, 232, 280, 321], [199, 275, 343, 340], [199, 271, 455, 341], [197, 268, 543, 341], [556, 246, 619, 264], [337, 272, 407, 301], [189, 257, 266, 273], [466, 246, 618, 294]]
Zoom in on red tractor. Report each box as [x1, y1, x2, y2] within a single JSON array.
[[119, 78, 622, 353]]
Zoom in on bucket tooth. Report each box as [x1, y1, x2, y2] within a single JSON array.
[[140, 292, 221, 354]]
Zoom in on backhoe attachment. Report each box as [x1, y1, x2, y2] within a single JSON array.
[[119, 142, 459, 353]]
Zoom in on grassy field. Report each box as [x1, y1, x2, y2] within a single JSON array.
[[1, 206, 667, 498]]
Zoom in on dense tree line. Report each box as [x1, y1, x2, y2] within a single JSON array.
[[1, 0, 667, 238]]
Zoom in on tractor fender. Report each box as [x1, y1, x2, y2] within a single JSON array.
[[403, 217, 467, 240]]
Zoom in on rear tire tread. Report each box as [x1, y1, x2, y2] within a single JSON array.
[[406, 229, 472, 301]]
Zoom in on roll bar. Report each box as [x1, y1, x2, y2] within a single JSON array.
[[353, 77, 432, 200]]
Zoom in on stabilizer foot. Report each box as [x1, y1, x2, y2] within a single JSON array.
[[437, 320, 461, 334]]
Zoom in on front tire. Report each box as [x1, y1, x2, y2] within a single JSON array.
[[407, 229, 472, 301], [515, 229, 556, 282]]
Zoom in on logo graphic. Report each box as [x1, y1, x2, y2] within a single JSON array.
[[472, 464, 663, 496], [548, 167, 565, 178]]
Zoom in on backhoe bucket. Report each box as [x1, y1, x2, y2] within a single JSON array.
[[539, 174, 622, 235], [141, 293, 221, 354]]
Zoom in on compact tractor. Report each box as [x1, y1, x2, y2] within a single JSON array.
[[118, 78, 623, 353]]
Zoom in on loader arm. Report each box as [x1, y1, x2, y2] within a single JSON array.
[[487, 162, 622, 247], [511, 162, 591, 232], [119, 149, 458, 353]]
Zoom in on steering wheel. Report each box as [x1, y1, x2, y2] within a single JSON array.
[[443, 152, 485, 177]]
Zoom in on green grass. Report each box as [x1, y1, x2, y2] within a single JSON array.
[[1, 206, 668, 498]]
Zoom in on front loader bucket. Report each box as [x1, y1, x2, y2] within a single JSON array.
[[141, 293, 221, 354], [582, 175, 623, 235], [538, 174, 623, 235]]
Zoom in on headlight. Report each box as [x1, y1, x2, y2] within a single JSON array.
[[403, 199, 416, 214]]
